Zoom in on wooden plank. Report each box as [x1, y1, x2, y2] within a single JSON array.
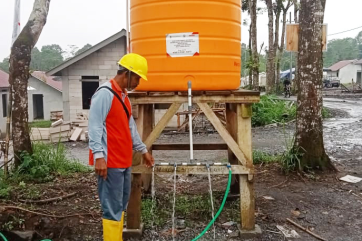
[[237, 104, 255, 230], [178, 91, 204, 96], [286, 24, 327, 52], [129, 95, 260, 104], [49, 125, 71, 134], [70, 128, 82, 141], [132, 165, 250, 175], [78, 122, 88, 127], [232, 90, 260, 96], [205, 90, 232, 96], [127, 91, 148, 97], [152, 143, 228, 150], [50, 137, 69, 143], [197, 102, 247, 166], [51, 119, 63, 127], [148, 92, 176, 97], [144, 102, 182, 149]]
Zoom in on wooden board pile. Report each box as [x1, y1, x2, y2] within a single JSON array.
[[30, 112, 89, 143]]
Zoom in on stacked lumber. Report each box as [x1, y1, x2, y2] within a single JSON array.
[[29, 113, 89, 143], [50, 110, 63, 121], [49, 122, 71, 143], [30, 128, 50, 141]]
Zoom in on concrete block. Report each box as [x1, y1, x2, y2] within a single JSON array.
[[68, 76, 82, 80], [104, 61, 117, 66], [238, 224, 262, 239], [123, 224, 144, 240], [105, 52, 120, 57], [99, 65, 112, 70]]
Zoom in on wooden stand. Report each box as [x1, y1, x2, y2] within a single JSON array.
[[125, 90, 260, 236]]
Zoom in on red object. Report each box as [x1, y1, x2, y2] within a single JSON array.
[[89, 80, 133, 168]]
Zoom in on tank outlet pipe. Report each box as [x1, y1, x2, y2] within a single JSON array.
[[188, 81, 194, 162]]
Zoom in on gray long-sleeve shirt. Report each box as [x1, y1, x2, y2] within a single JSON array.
[[88, 80, 147, 163]]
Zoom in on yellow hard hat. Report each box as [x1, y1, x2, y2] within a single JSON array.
[[118, 53, 148, 81]]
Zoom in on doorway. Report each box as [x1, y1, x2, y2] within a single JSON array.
[[33, 94, 44, 120], [357, 71, 361, 85]]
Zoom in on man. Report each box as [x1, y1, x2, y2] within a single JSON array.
[[88, 53, 154, 241]]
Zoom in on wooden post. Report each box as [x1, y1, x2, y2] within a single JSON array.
[[237, 104, 255, 230], [226, 103, 240, 193], [127, 104, 154, 229]]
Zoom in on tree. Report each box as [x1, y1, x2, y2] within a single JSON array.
[[0, 58, 10, 73], [294, 0, 334, 170], [9, 0, 51, 166], [75, 44, 92, 56], [323, 38, 359, 67], [275, 0, 292, 91], [249, 0, 259, 90], [265, 0, 276, 93]]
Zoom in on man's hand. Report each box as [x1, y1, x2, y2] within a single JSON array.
[[95, 158, 107, 179], [143, 152, 154, 168]]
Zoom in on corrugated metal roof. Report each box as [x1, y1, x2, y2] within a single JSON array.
[[31, 71, 62, 92], [0, 70, 62, 91], [354, 59, 362, 65], [0, 70, 9, 88], [328, 60, 356, 71]]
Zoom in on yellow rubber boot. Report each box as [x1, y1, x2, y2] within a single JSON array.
[[119, 212, 125, 241], [103, 219, 121, 241]]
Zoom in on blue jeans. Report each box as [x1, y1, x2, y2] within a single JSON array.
[[98, 167, 132, 221]]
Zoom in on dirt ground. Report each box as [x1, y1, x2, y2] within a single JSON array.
[[1, 97, 362, 241]]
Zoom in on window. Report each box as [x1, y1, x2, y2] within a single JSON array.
[[82, 81, 99, 110], [2, 94, 7, 117]]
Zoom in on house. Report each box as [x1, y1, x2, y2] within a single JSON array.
[[327, 60, 362, 84], [0, 69, 63, 134], [46, 30, 128, 121], [0, 70, 9, 135]]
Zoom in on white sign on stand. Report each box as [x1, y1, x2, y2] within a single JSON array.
[[166, 32, 199, 58]]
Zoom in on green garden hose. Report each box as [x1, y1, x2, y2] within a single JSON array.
[[191, 167, 232, 241], [0, 232, 51, 241]]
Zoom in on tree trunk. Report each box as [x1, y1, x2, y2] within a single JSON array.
[[276, 0, 292, 93], [294, 0, 333, 171], [9, 0, 51, 166], [248, 25, 253, 88], [293, 0, 299, 91], [265, 0, 275, 93], [249, 0, 259, 90]]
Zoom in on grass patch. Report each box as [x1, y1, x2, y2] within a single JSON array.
[[29, 120, 52, 128], [253, 150, 280, 164], [0, 142, 90, 199], [252, 95, 296, 127], [15, 142, 90, 181]]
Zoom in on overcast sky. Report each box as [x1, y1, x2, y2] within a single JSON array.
[[0, 0, 361, 60]]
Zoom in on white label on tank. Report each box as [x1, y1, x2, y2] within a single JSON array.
[[166, 32, 199, 57]]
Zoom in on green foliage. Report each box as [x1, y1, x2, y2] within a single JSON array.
[[253, 150, 280, 164], [252, 95, 296, 127], [324, 38, 359, 67], [0, 57, 9, 73], [16, 142, 90, 182], [29, 120, 52, 128], [141, 198, 166, 228], [175, 195, 211, 218]]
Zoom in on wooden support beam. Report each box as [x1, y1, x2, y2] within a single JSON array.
[[226, 103, 240, 194], [144, 102, 182, 149], [129, 95, 260, 105], [152, 143, 228, 150], [132, 165, 250, 175], [237, 104, 255, 231], [197, 102, 247, 166]]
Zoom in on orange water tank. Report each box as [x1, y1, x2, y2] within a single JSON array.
[[130, 0, 241, 91]]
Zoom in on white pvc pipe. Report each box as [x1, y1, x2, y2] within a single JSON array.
[[188, 81, 194, 161], [126, 0, 130, 53]]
